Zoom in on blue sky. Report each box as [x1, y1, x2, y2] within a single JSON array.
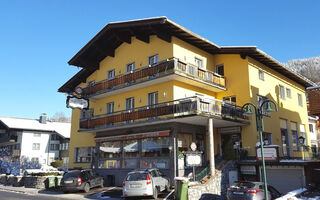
[[0, 0, 319, 119]]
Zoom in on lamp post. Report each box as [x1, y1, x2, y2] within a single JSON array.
[[242, 99, 278, 200]]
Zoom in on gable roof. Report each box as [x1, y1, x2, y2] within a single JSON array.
[[58, 17, 315, 93], [0, 116, 71, 139]]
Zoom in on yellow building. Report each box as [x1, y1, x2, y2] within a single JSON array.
[[59, 17, 315, 191]]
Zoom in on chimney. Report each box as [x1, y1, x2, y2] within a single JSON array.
[[40, 113, 47, 124]]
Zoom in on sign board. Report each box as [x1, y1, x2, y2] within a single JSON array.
[[185, 151, 202, 167], [66, 96, 89, 109], [256, 147, 279, 161], [240, 165, 256, 175]]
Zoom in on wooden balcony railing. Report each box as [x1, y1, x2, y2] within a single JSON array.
[[80, 96, 245, 130], [80, 58, 226, 97]]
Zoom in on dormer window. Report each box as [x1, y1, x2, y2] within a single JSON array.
[[148, 54, 159, 66], [126, 62, 135, 73]]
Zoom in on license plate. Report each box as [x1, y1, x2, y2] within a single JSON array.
[[64, 180, 73, 184], [233, 192, 244, 195], [130, 184, 141, 188]]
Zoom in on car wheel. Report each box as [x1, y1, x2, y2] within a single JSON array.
[[153, 187, 158, 199], [84, 183, 90, 193]]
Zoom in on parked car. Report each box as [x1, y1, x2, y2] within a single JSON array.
[[60, 169, 104, 193], [122, 168, 170, 199], [227, 181, 281, 200]]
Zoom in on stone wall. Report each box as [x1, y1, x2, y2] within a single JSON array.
[[23, 176, 47, 189], [187, 161, 237, 200]]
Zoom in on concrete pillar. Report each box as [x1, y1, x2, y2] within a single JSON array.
[[208, 118, 215, 176]]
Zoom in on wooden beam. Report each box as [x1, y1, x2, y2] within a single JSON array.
[[136, 34, 150, 43], [115, 32, 132, 44]]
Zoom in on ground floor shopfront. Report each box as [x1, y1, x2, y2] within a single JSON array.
[[90, 118, 246, 186]]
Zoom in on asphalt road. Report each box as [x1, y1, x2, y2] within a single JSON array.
[[0, 190, 70, 200]]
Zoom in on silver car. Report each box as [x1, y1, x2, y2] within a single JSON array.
[[227, 181, 281, 200], [122, 168, 170, 199]]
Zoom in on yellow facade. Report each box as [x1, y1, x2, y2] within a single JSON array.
[[67, 33, 310, 168]]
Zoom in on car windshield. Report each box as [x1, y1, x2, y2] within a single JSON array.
[[126, 173, 147, 181], [232, 181, 255, 188], [63, 171, 80, 179]]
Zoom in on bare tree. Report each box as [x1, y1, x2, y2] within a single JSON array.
[[49, 112, 71, 122]]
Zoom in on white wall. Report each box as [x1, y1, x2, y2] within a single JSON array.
[[20, 131, 59, 165]]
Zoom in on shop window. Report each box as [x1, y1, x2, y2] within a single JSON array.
[[99, 141, 121, 159], [74, 147, 93, 163], [141, 137, 170, 157], [124, 140, 138, 158], [140, 158, 169, 169]]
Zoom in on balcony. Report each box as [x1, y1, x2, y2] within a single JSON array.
[[79, 58, 226, 99], [79, 96, 247, 132]]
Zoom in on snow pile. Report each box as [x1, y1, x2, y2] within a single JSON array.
[[276, 188, 306, 200]]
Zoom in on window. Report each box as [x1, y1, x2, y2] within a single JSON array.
[[223, 96, 236, 105], [32, 143, 40, 150], [291, 122, 299, 151], [33, 133, 41, 137], [31, 157, 39, 163], [107, 69, 115, 80], [50, 144, 59, 151], [126, 62, 135, 73], [148, 54, 159, 66], [106, 102, 114, 115], [298, 93, 303, 106], [257, 95, 270, 117], [125, 97, 134, 111], [99, 141, 121, 169], [195, 58, 203, 69], [286, 88, 291, 98], [51, 134, 59, 141], [215, 64, 224, 76], [309, 124, 314, 133], [262, 132, 272, 145], [123, 140, 139, 168], [88, 80, 95, 86], [300, 124, 307, 146], [148, 92, 158, 107], [74, 147, 94, 163], [279, 85, 285, 99], [258, 70, 264, 81]]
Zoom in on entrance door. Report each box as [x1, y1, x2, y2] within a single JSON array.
[[221, 134, 236, 160]]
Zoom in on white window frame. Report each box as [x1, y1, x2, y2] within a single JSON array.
[[279, 85, 285, 100], [148, 92, 158, 107], [258, 70, 264, 81], [148, 54, 159, 66], [195, 58, 204, 69], [125, 97, 135, 111], [298, 93, 303, 106], [126, 62, 135, 73], [106, 102, 114, 115], [32, 143, 40, 150], [107, 69, 115, 80], [286, 88, 291, 98]]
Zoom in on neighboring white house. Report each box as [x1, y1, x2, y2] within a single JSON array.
[[309, 115, 319, 153], [0, 114, 71, 168]]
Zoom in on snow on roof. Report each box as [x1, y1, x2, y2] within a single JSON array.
[[0, 116, 71, 139]]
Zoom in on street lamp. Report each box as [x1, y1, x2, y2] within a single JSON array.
[[242, 99, 278, 200]]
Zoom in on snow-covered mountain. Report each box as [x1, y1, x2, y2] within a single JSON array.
[[283, 56, 320, 85]]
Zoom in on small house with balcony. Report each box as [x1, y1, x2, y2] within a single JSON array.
[[59, 17, 316, 191]]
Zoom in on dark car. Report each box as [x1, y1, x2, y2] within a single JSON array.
[[60, 169, 104, 193], [227, 181, 282, 200]]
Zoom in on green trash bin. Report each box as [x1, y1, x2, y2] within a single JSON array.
[[46, 177, 56, 189], [56, 176, 62, 187], [174, 177, 188, 200]]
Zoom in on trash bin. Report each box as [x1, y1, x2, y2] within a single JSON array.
[[174, 177, 189, 200], [45, 177, 56, 189], [55, 176, 62, 187]]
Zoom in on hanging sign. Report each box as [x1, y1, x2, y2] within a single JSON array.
[[66, 96, 89, 109]]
